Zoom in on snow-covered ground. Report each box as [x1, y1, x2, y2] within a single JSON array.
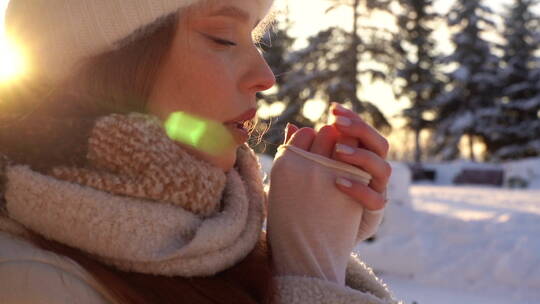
[[356, 185, 540, 304]]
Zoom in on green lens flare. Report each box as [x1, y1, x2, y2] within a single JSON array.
[[164, 112, 235, 156]]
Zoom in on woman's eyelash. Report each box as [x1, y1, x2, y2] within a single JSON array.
[[254, 43, 264, 52], [210, 36, 237, 46]]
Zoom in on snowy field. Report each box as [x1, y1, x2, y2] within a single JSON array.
[[357, 185, 540, 304]]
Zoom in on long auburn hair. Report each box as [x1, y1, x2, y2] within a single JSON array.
[[0, 6, 274, 304]]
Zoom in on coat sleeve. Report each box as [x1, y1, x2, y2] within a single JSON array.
[[272, 254, 402, 304], [0, 232, 113, 304]]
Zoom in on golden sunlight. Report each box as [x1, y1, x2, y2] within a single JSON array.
[[302, 99, 327, 122], [258, 101, 285, 120], [0, 0, 25, 83], [0, 35, 25, 83]]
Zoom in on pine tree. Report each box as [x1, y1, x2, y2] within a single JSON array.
[[481, 0, 540, 160], [320, 0, 397, 132], [430, 0, 500, 161], [270, 0, 400, 132], [393, 0, 444, 163], [257, 0, 402, 155]]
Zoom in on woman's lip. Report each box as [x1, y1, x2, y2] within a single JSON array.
[[224, 108, 257, 124], [224, 123, 249, 144]]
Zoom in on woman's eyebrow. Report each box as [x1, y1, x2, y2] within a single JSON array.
[[209, 6, 261, 28]]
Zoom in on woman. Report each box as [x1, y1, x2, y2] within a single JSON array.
[[0, 0, 398, 303]]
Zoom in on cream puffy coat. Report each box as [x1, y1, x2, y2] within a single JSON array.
[[0, 232, 397, 304], [0, 114, 400, 304]]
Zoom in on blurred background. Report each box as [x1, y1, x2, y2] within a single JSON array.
[[1, 0, 539, 303], [254, 0, 540, 164]]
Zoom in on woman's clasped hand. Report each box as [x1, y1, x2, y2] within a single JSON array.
[[266, 101, 392, 286], [288, 102, 392, 211]]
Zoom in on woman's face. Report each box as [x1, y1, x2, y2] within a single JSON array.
[[148, 0, 275, 172]]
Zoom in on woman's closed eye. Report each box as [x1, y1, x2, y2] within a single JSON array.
[[213, 37, 237, 46], [205, 34, 237, 47]]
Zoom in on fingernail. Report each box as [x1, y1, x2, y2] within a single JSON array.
[[284, 123, 291, 143], [336, 143, 355, 155], [335, 116, 352, 126], [336, 177, 352, 188], [332, 103, 347, 112]]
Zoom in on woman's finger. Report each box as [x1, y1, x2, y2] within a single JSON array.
[[331, 103, 389, 159], [334, 144, 392, 193], [328, 105, 360, 158], [331, 134, 358, 159], [310, 125, 338, 158], [284, 123, 299, 144], [335, 177, 386, 211], [287, 127, 316, 151]]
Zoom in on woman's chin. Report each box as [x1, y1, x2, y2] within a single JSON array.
[[179, 143, 238, 172], [212, 149, 238, 172]]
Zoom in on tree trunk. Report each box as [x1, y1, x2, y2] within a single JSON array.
[[414, 128, 422, 164], [469, 134, 476, 162], [351, 0, 360, 103]]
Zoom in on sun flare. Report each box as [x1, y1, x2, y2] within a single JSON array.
[[0, 35, 25, 83], [1, 0, 26, 84]]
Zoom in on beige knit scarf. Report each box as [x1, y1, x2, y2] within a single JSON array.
[[0, 113, 266, 277]]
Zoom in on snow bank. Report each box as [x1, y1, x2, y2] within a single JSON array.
[[421, 160, 500, 185], [494, 234, 540, 290], [356, 185, 540, 303], [502, 157, 540, 189], [419, 157, 540, 189], [387, 161, 411, 206], [258, 153, 274, 184]]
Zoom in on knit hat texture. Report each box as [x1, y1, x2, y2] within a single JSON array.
[[4, 0, 273, 84]]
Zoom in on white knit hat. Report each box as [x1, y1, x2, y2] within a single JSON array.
[[4, 0, 274, 84]]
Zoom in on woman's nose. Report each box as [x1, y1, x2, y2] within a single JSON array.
[[242, 49, 276, 94]]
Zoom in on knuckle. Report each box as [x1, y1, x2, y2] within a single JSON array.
[[380, 138, 390, 155], [297, 127, 316, 136], [384, 161, 392, 178], [353, 150, 370, 167], [370, 179, 386, 193], [363, 149, 380, 167], [356, 119, 369, 131], [358, 148, 373, 159], [340, 181, 361, 197], [357, 186, 380, 209], [319, 125, 334, 134], [372, 194, 386, 210], [351, 148, 364, 159]]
